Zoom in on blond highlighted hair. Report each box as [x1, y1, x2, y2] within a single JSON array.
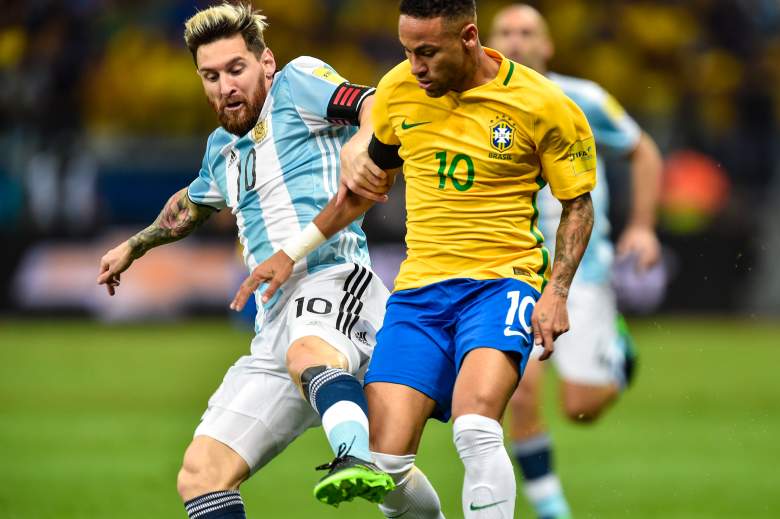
[[184, 2, 268, 61]]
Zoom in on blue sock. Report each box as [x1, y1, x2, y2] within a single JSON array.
[[514, 434, 571, 519], [184, 490, 245, 518], [307, 367, 371, 461]]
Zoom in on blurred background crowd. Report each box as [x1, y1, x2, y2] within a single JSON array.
[[1, 0, 779, 318]]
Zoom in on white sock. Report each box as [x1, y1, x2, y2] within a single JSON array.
[[453, 414, 515, 518], [372, 452, 446, 519]]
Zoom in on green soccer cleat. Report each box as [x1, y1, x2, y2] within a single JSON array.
[[313, 454, 395, 507]]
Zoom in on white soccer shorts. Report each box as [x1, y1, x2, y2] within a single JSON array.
[[533, 282, 625, 386], [193, 263, 388, 473]]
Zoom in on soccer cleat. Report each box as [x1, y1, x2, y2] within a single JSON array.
[[313, 452, 395, 507], [616, 314, 638, 387], [540, 514, 573, 519]]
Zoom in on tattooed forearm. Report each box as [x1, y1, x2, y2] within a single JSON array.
[[127, 188, 215, 259], [549, 192, 594, 298]]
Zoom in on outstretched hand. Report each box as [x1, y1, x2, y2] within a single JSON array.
[[97, 241, 135, 296], [230, 250, 294, 311]]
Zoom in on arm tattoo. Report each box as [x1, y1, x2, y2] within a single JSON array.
[[127, 188, 215, 258], [549, 192, 594, 297]]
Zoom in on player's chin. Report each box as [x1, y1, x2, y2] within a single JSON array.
[[219, 110, 254, 136]]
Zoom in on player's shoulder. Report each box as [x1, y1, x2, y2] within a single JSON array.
[[279, 55, 347, 85], [203, 127, 235, 165], [504, 63, 572, 113], [376, 60, 414, 96], [547, 72, 609, 109]]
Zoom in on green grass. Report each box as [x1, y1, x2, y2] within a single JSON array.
[[1, 317, 778, 518]]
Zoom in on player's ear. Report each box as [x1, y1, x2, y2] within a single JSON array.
[[460, 23, 479, 50], [260, 47, 276, 79]]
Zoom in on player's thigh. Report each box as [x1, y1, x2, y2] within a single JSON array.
[[366, 382, 436, 455], [451, 278, 539, 421], [194, 359, 320, 476], [284, 263, 389, 378], [364, 284, 457, 422], [552, 282, 622, 388], [452, 347, 521, 421]]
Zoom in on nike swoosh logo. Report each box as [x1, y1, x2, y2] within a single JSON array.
[[469, 500, 508, 511], [504, 326, 524, 337], [401, 120, 431, 130]]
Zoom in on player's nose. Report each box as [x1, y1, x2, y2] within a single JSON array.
[[409, 56, 427, 77], [218, 76, 237, 97]]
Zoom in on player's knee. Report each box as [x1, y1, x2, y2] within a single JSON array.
[[177, 441, 244, 501], [452, 389, 503, 419], [285, 338, 348, 383], [562, 397, 604, 424], [561, 385, 617, 423]]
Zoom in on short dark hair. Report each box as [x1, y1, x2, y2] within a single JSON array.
[[399, 0, 476, 21]]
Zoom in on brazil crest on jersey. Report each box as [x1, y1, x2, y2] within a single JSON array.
[[371, 48, 597, 292], [187, 57, 374, 328]]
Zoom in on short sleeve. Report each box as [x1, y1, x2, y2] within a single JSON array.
[[187, 135, 226, 210], [535, 93, 597, 201], [284, 56, 375, 131], [371, 72, 401, 146], [579, 90, 640, 155]]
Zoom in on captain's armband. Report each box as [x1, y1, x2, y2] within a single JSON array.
[[368, 134, 403, 170], [326, 83, 375, 126]]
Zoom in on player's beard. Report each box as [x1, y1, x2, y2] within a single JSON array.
[[214, 79, 267, 136]]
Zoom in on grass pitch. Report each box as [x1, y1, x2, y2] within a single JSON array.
[[0, 317, 778, 518]]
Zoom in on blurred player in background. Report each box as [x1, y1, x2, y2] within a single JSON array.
[[489, 4, 663, 519], [231, 1, 598, 517], [97, 3, 394, 518]]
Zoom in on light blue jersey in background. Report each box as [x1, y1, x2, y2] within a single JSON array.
[[187, 57, 374, 329], [538, 72, 641, 285]]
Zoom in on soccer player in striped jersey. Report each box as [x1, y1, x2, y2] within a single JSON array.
[[489, 5, 663, 519], [231, 1, 598, 517], [97, 3, 394, 518]]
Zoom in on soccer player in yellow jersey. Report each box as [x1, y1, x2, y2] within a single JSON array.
[[232, 1, 596, 517]]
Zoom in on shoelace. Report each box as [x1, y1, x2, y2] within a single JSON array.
[[315, 438, 354, 471]]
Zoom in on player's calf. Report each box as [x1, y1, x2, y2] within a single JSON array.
[[287, 338, 393, 506], [453, 414, 516, 518], [177, 436, 249, 518]]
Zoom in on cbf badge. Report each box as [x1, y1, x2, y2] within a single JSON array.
[[489, 115, 515, 152], [251, 118, 268, 143]]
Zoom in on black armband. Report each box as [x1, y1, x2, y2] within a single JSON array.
[[326, 83, 375, 126], [368, 134, 403, 170]]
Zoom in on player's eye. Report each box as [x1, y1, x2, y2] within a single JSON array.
[[230, 65, 245, 75], [204, 73, 218, 82]]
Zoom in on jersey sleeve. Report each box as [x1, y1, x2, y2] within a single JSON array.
[[187, 133, 227, 210], [370, 71, 401, 146], [578, 88, 641, 155], [535, 93, 597, 201], [284, 56, 375, 132]]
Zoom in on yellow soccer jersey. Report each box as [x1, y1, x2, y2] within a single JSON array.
[[372, 48, 596, 293]]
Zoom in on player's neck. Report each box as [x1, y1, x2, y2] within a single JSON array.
[[465, 47, 501, 90]]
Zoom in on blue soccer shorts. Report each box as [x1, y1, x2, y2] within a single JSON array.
[[364, 277, 540, 421]]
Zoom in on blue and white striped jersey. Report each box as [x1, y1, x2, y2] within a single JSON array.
[[539, 72, 641, 284], [187, 57, 374, 326]]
